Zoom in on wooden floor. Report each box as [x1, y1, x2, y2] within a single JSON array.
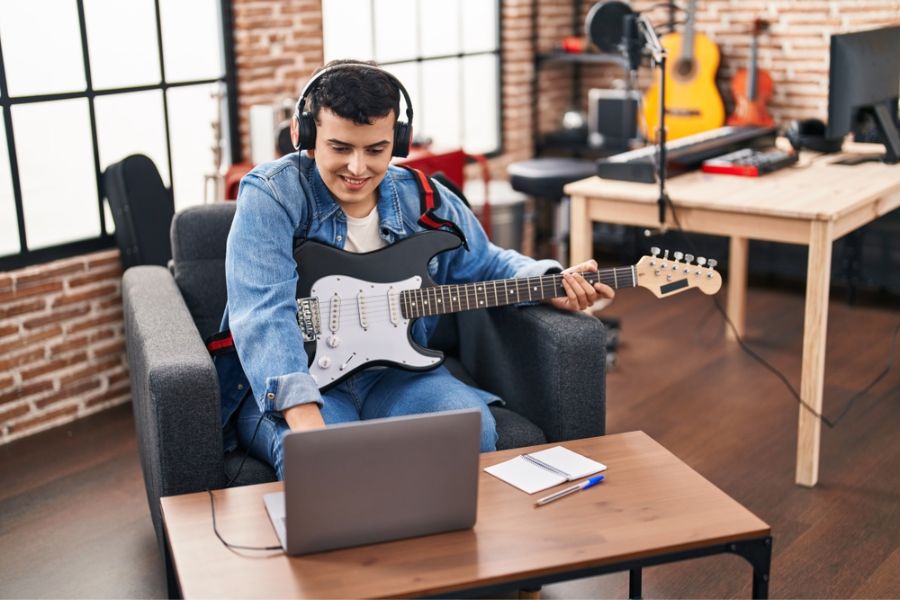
[[1, 284, 898, 599]]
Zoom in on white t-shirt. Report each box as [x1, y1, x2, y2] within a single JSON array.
[[343, 207, 387, 253]]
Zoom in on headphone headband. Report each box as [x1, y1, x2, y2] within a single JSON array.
[[294, 62, 414, 130]]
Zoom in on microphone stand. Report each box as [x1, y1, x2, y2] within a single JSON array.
[[636, 16, 669, 229]]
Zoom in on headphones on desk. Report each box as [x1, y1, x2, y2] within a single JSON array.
[[293, 61, 414, 158], [785, 118, 843, 154]]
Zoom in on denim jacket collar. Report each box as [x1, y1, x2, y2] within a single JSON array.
[[307, 160, 407, 239]]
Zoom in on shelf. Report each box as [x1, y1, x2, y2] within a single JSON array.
[[536, 51, 626, 66]]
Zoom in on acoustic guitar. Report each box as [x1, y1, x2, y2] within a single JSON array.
[[294, 231, 722, 390], [643, 0, 725, 142], [727, 19, 775, 128]]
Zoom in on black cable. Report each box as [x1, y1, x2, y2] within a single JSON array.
[[207, 486, 282, 552], [661, 195, 899, 428], [206, 388, 283, 552]]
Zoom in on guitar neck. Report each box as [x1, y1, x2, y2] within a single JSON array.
[[748, 35, 759, 100], [681, 0, 697, 61], [400, 267, 636, 319]]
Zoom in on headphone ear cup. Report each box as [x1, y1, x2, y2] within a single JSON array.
[[392, 121, 411, 157], [297, 112, 317, 150], [786, 118, 842, 154], [786, 120, 802, 151]]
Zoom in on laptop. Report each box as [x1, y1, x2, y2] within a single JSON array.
[[263, 408, 481, 555]]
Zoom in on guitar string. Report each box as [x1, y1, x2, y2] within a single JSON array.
[[300, 269, 636, 314], [303, 271, 622, 322], [302, 267, 714, 320]]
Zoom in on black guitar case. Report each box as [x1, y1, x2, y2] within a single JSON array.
[[103, 154, 175, 269]]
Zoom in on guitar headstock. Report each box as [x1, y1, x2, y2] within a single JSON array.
[[633, 247, 722, 298]]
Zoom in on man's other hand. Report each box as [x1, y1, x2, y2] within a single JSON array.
[[283, 403, 326, 432], [548, 259, 615, 312]]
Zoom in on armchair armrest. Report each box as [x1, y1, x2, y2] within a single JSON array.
[[456, 305, 606, 442], [122, 267, 225, 526]]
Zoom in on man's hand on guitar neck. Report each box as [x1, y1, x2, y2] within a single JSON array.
[[283, 403, 326, 432], [549, 259, 616, 312]]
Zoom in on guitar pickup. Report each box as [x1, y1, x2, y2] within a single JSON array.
[[296, 297, 320, 342]]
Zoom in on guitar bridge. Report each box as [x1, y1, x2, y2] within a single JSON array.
[[296, 297, 320, 342]]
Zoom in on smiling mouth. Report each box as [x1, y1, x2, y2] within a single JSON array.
[[340, 175, 368, 187]]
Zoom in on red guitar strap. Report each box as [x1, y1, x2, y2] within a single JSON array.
[[399, 165, 469, 250]]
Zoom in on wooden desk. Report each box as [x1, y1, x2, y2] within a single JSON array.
[[565, 146, 900, 487], [161, 431, 770, 598]]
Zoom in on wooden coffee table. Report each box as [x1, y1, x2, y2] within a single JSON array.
[[161, 431, 771, 598]]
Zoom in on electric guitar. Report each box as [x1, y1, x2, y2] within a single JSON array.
[[294, 231, 722, 391], [727, 19, 775, 128], [642, 0, 725, 141]]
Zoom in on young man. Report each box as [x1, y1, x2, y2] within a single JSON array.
[[218, 60, 614, 479]]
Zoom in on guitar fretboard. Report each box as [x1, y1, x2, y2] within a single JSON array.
[[400, 267, 636, 319]]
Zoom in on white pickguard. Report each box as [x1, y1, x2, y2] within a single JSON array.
[[307, 274, 440, 388]]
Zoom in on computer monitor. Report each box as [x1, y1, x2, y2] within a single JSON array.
[[826, 25, 900, 164]]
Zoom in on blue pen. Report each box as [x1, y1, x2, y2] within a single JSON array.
[[535, 474, 605, 506]]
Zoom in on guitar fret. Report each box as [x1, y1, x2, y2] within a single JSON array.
[[399, 262, 645, 320]]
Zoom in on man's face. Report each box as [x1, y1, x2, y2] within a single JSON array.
[[308, 107, 395, 217]]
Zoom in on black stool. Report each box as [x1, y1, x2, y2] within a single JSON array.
[[508, 158, 596, 261]]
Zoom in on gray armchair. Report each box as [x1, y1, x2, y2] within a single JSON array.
[[123, 201, 606, 597]]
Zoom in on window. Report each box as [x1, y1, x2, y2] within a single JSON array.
[[0, 0, 235, 270], [321, 0, 501, 156]]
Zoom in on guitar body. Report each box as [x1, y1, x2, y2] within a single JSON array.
[[643, 32, 725, 142], [294, 231, 462, 390], [727, 19, 775, 128], [727, 68, 774, 127]]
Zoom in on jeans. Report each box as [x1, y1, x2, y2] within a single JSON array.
[[235, 365, 499, 480]]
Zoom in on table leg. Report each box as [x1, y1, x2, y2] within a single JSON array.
[[796, 221, 833, 487], [569, 195, 591, 266], [729, 537, 772, 599], [629, 568, 643, 599], [726, 236, 749, 341]]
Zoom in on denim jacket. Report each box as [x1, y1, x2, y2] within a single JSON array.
[[217, 152, 562, 447]]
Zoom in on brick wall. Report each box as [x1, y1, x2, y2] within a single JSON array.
[[232, 0, 323, 161], [2, 0, 896, 442], [536, 0, 900, 136], [0, 250, 128, 444]]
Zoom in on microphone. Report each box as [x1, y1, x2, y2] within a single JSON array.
[[622, 13, 643, 72]]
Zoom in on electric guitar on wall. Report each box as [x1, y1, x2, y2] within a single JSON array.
[[727, 19, 775, 128], [642, 0, 726, 142], [294, 231, 722, 391]]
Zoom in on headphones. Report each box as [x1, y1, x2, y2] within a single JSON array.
[[293, 62, 414, 158], [786, 118, 843, 154]]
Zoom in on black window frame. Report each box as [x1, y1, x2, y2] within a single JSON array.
[[0, 0, 240, 271]]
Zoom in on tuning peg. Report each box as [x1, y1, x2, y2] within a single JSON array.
[[697, 257, 706, 266], [650, 246, 660, 257], [685, 253, 694, 264], [663, 249, 670, 260], [708, 258, 718, 270], [673, 251, 684, 262]]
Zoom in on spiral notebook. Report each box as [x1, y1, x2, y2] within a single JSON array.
[[484, 445, 607, 494]]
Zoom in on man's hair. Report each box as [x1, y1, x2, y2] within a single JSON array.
[[308, 59, 400, 126]]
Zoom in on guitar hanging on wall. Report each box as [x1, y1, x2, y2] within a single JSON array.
[[727, 18, 775, 128], [294, 231, 722, 391], [642, 0, 725, 141]]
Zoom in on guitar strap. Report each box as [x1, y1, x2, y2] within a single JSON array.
[[206, 166, 468, 356], [399, 165, 469, 250]]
